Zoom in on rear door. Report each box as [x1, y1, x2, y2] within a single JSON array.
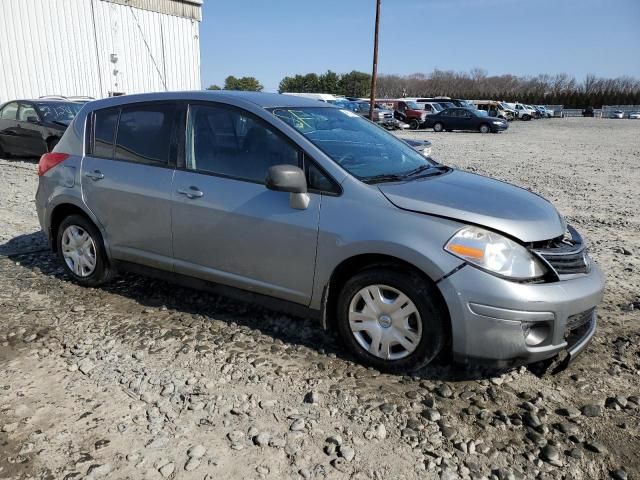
[[170, 102, 321, 305], [81, 102, 180, 269]]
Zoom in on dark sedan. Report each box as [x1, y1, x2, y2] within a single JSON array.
[[424, 107, 508, 133], [0, 100, 82, 157]]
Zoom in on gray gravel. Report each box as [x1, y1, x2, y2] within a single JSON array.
[[0, 117, 639, 479]]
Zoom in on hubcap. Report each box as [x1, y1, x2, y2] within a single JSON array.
[[348, 284, 422, 361], [61, 225, 97, 277]]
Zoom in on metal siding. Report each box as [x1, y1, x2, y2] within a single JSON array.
[[0, 0, 201, 101], [101, 0, 202, 21]]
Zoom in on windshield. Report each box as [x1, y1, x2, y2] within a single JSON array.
[[405, 101, 421, 110], [271, 107, 439, 182], [476, 110, 489, 116], [36, 102, 82, 124]]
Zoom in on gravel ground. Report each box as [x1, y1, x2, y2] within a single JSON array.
[[0, 117, 638, 480]]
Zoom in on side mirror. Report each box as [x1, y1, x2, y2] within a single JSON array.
[[27, 116, 39, 123], [266, 165, 309, 210]]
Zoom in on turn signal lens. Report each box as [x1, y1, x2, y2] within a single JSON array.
[[38, 152, 69, 176]]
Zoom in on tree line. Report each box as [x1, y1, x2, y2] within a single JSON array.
[[207, 69, 640, 108]]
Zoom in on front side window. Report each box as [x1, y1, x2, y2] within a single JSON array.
[[0, 102, 18, 120], [18, 104, 38, 122], [115, 104, 176, 165], [271, 107, 440, 183], [186, 104, 299, 183], [92, 108, 119, 159]]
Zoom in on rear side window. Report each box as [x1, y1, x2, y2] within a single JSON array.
[[92, 108, 119, 159], [0, 102, 18, 120], [115, 104, 176, 166]]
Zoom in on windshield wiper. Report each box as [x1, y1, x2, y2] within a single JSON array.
[[403, 164, 433, 177], [362, 173, 408, 184], [363, 164, 449, 184]]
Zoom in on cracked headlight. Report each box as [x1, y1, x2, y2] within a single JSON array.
[[445, 226, 546, 279]]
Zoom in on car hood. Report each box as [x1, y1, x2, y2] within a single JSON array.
[[378, 170, 565, 242]]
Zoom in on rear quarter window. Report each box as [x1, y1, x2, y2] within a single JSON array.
[[92, 108, 119, 159]]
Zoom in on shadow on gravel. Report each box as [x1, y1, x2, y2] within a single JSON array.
[[4, 230, 509, 382], [0, 231, 48, 256]]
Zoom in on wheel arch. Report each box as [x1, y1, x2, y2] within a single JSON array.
[[45, 135, 61, 150], [321, 253, 452, 339], [49, 202, 107, 255]]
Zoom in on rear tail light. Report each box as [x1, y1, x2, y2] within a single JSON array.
[[38, 152, 69, 176]]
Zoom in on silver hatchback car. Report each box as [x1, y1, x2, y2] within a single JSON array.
[[36, 91, 604, 372]]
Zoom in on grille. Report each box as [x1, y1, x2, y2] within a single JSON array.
[[539, 249, 590, 275], [565, 308, 595, 346], [566, 307, 595, 331], [532, 225, 590, 276]]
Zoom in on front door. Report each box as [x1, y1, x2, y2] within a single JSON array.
[[0, 102, 21, 155], [81, 102, 179, 269], [171, 103, 320, 305], [16, 103, 46, 156]]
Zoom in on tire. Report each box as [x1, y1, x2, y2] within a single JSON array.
[[56, 214, 114, 287], [522, 114, 531, 121], [433, 122, 444, 132], [479, 123, 490, 134], [47, 137, 59, 152], [409, 119, 420, 130], [336, 268, 448, 373]]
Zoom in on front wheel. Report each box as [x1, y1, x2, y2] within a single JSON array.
[[336, 268, 448, 373], [409, 119, 420, 130], [479, 123, 490, 134], [56, 214, 114, 287], [433, 122, 444, 132]]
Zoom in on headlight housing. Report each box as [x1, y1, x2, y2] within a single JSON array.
[[445, 226, 546, 279], [492, 120, 503, 125]]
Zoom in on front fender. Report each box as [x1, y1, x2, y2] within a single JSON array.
[[310, 190, 465, 310]]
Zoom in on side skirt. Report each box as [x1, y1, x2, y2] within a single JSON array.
[[112, 260, 323, 323]]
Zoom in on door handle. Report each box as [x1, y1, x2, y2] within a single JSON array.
[[85, 170, 104, 181], [177, 186, 204, 199]]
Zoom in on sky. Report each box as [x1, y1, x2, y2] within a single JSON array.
[[199, 0, 640, 92]]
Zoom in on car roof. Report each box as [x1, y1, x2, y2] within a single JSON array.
[[83, 91, 335, 112]]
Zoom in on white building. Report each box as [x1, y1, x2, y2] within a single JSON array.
[[0, 0, 202, 102]]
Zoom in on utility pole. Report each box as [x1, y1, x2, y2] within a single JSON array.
[[368, 0, 381, 121]]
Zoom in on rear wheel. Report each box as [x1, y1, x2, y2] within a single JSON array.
[[433, 122, 444, 132], [0, 140, 9, 159], [56, 214, 114, 287], [47, 137, 59, 152], [336, 268, 447, 373], [479, 123, 490, 134]]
